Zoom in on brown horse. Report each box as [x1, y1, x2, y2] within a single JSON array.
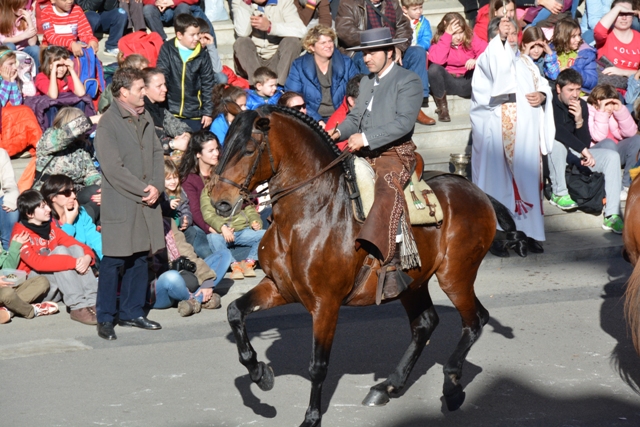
[[623, 174, 640, 355], [210, 106, 502, 427]]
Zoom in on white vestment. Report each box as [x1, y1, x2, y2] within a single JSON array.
[[471, 35, 555, 241]]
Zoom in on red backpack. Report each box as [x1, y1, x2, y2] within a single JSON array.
[[118, 31, 164, 67]]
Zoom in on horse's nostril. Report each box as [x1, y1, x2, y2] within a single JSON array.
[[215, 201, 232, 216]]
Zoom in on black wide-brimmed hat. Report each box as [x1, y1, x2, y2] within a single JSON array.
[[346, 27, 407, 51]]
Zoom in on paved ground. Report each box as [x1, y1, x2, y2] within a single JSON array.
[[2, 255, 640, 426]]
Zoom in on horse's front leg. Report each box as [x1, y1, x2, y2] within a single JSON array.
[[301, 300, 341, 427], [228, 277, 287, 390]]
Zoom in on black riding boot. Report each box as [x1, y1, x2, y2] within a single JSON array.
[[379, 244, 413, 300]]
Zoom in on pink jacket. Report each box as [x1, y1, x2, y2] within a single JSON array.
[[587, 103, 638, 144], [428, 32, 488, 76]]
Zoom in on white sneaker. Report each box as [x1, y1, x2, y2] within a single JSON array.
[[103, 48, 120, 57], [621, 186, 629, 202]]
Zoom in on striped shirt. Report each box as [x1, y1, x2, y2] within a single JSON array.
[[0, 80, 23, 107], [40, 4, 97, 50]]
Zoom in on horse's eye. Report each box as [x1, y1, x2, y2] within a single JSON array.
[[245, 139, 257, 155]]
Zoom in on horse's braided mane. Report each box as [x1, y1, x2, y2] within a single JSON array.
[[215, 104, 349, 176]]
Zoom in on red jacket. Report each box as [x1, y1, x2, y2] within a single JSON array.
[[12, 221, 95, 274], [39, 4, 98, 49], [325, 97, 349, 151], [142, 0, 198, 6]]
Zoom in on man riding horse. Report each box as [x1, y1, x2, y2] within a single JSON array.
[[331, 27, 423, 299]]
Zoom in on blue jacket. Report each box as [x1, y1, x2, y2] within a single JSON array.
[[59, 207, 103, 259], [210, 113, 229, 146], [245, 89, 282, 110], [284, 52, 359, 122], [551, 43, 598, 92], [413, 15, 432, 51]]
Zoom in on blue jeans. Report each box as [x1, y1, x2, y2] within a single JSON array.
[[152, 251, 233, 309], [183, 225, 213, 259], [0, 196, 18, 251], [3, 42, 40, 71], [352, 46, 429, 97], [143, 4, 214, 42], [85, 8, 129, 50], [207, 228, 266, 262]]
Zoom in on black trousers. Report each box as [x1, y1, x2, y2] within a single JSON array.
[[96, 251, 149, 323], [427, 63, 474, 99]]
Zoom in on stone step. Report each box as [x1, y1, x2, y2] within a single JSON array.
[[422, 0, 466, 31], [414, 112, 471, 152]]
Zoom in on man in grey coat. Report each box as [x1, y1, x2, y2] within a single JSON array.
[[94, 67, 166, 341], [332, 27, 422, 300]]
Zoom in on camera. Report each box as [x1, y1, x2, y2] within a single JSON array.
[[170, 256, 197, 273]]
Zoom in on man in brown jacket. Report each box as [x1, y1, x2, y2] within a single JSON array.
[[94, 67, 166, 341], [335, 0, 435, 125]]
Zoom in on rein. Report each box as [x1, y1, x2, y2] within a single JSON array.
[[212, 126, 351, 208]]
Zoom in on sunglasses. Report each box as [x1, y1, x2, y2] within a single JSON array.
[[57, 188, 76, 197], [290, 103, 307, 111]]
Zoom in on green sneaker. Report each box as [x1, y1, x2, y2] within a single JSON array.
[[603, 214, 624, 234], [549, 193, 578, 210]]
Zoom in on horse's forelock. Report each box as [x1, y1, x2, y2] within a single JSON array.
[[215, 109, 260, 175]]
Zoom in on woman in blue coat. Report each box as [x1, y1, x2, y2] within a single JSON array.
[[284, 25, 359, 127]]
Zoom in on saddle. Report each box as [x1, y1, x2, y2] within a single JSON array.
[[350, 154, 444, 226]]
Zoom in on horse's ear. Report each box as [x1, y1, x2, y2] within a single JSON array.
[[255, 118, 271, 132]]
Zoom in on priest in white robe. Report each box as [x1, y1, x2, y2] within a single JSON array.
[[471, 18, 555, 248]]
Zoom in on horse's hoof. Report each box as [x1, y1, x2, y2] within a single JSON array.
[[362, 388, 390, 406], [256, 362, 275, 391], [443, 383, 465, 411]]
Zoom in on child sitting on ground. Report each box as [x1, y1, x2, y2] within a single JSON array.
[[245, 67, 282, 110], [210, 84, 247, 146], [194, 17, 227, 85], [13, 189, 98, 325], [99, 53, 150, 113], [0, 231, 57, 324], [39, 0, 99, 56], [0, 47, 23, 107], [200, 180, 265, 280], [161, 159, 192, 232], [35, 46, 86, 99], [156, 13, 215, 132]]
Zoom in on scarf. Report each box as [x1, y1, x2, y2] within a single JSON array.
[[144, 96, 165, 128], [20, 219, 51, 240], [365, 0, 396, 37]]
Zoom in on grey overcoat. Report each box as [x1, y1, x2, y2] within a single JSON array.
[[94, 100, 166, 257]]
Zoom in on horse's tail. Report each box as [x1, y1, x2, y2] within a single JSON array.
[[625, 262, 640, 355], [485, 193, 528, 257]]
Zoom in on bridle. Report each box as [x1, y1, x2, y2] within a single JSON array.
[[211, 123, 350, 212]]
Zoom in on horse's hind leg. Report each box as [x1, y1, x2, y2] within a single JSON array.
[[437, 267, 490, 411], [362, 284, 439, 406], [228, 277, 287, 391]]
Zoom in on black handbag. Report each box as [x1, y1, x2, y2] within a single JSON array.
[[565, 165, 606, 215]]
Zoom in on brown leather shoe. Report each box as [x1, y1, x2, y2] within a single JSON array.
[[433, 93, 451, 122], [70, 307, 97, 325], [416, 110, 436, 126]]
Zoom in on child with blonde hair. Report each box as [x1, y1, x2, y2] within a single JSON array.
[[161, 159, 193, 232]]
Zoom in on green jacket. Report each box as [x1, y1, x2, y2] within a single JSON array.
[[0, 241, 23, 269], [200, 188, 262, 233]]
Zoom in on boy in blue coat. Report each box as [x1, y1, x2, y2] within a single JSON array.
[[245, 67, 283, 110], [401, 0, 432, 52]]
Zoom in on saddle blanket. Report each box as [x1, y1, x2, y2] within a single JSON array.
[[354, 157, 444, 225]]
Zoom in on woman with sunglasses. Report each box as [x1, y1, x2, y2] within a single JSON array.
[[594, 0, 640, 80], [284, 25, 358, 128], [40, 175, 102, 261], [277, 91, 308, 115]]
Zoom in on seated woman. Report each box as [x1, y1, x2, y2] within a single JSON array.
[[473, 0, 516, 42], [521, 26, 560, 82], [587, 84, 640, 200], [285, 25, 359, 127], [143, 67, 192, 161], [210, 84, 247, 146], [150, 216, 232, 316], [33, 107, 101, 223], [13, 189, 98, 325], [278, 91, 308, 115], [550, 18, 597, 92], [200, 183, 266, 281], [594, 0, 640, 88], [41, 175, 102, 260], [428, 12, 488, 122]]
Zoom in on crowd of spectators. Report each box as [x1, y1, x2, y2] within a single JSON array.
[[0, 0, 639, 327]]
